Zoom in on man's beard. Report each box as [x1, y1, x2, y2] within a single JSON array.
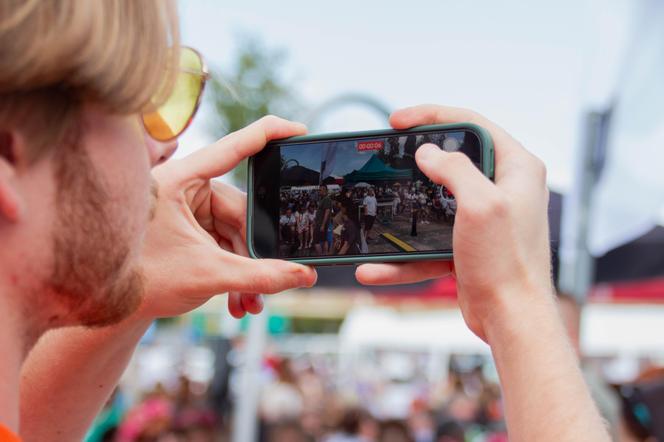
[[48, 137, 147, 328]]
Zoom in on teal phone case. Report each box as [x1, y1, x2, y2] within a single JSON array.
[[247, 123, 494, 266]]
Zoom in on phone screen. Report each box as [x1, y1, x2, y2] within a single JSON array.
[[251, 129, 482, 260]]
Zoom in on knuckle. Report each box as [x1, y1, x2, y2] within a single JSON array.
[[456, 107, 485, 125], [459, 203, 485, 222], [460, 192, 508, 223], [447, 151, 472, 168], [462, 107, 482, 121], [260, 114, 281, 126], [531, 156, 547, 183], [489, 193, 509, 218], [251, 272, 275, 292]]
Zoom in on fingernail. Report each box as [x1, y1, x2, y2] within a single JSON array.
[[292, 265, 316, 287]]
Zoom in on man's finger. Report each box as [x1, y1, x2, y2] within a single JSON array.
[[210, 180, 247, 231], [182, 115, 307, 180], [390, 104, 512, 146], [217, 252, 317, 294], [415, 144, 494, 203], [241, 293, 264, 315], [356, 261, 452, 285], [228, 292, 246, 318]]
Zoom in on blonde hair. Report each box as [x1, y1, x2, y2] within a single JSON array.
[[0, 0, 180, 161]]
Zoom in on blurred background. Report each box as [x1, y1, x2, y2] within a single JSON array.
[[87, 1, 664, 441]]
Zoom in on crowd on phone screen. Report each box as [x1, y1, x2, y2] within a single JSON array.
[[279, 182, 457, 256]]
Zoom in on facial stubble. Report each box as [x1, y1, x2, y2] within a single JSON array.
[[49, 136, 149, 328]]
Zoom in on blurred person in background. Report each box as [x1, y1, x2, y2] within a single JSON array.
[[266, 420, 311, 442], [406, 404, 434, 442], [0, 2, 612, 442], [378, 420, 413, 442], [433, 418, 465, 442], [617, 366, 664, 442], [260, 358, 304, 425], [440, 373, 477, 426], [324, 408, 367, 442]]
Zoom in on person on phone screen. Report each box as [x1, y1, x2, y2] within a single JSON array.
[[362, 187, 378, 241], [0, 2, 608, 441], [306, 204, 317, 248], [314, 185, 332, 255], [337, 208, 361, 256]]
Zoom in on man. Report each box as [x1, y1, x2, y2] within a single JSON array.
[[441, 187, 457, 222], [314, 184, 332, 255], [280, 207, 296, 244], [337, 208, 361, 256], [0, 2, 316, 441], [338, 186, 360, 230], [0, 3, 608, 442], [362, 187, 378, 241]]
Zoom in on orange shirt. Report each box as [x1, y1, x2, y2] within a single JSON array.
[[0, 424, 20, 442]]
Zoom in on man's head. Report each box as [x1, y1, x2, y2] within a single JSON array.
[[368, 188, 375, 197], [0, 1, 180, 331], [318, 185, 328, 197]]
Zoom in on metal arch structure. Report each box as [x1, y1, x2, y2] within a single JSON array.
[[305, 93, 392, 130], [281, 158, 299, 172]]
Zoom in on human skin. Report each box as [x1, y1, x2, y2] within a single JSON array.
[[5, 104, 609, 441], [356, 105, 610, 441], [0, 109, 316, 439]]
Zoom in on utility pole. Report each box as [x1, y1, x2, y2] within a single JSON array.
[[232, 309, 269, 442], [559, 110, 611, 303]]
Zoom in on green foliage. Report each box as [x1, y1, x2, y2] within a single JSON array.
[[209, 35, 302, 188]]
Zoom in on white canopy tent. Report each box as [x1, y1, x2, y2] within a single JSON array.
[[338, 304, 664, 363], [338, 307, 490, 355]]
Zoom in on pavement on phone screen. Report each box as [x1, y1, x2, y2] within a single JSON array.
[[366, 210, 453, 253]]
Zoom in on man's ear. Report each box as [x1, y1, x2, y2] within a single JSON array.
[[0, 131, 24, 223]]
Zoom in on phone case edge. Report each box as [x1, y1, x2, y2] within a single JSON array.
[[246, 123, 494, 265]]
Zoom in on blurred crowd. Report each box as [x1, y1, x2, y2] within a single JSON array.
[[85, 346, 664, 442], [86, 353, 506, 442], [257, 356, 505, 442]]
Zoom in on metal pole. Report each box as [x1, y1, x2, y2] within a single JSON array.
[[232, 307, 268, 442], [559, 110, 611, 303]]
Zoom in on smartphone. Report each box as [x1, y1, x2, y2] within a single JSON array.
[[247, 123, 494, 265]]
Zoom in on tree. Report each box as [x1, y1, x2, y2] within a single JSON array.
[[208, 35, 302, 188]]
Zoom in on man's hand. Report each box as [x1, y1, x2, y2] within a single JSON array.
[[356, 105, 551, 340], [139, 115, 317, 320], [19, 116, 319, 442], [356, 105, 609, 441]]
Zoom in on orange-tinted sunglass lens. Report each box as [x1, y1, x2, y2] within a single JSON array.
[[143, 47, 205, 141]]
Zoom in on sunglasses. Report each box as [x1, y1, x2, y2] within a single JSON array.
[[142, 46, 209, 142]]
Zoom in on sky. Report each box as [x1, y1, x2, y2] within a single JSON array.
[[282, 141, 368, 176], [175, 0, 636, 194]]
